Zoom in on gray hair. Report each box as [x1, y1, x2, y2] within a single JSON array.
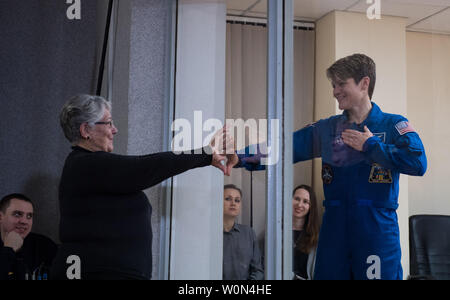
[[60, 94, 112, 144]]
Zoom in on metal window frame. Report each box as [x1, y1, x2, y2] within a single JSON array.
[[266, 0, 294, 280], [159, 0, 178, 280]]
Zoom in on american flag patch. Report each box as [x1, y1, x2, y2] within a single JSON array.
[[395, 121, 415, 135]]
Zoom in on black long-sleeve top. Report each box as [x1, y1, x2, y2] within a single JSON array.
[[1, 233, 57, 280], [293, 230, 309, 279], [50, 146, 212, 280]]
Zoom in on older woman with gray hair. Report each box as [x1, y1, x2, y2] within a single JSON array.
[[51, 94, 237, 280]]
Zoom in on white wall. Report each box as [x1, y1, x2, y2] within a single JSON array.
[[406, 31, 450, 216], [170, 0, 227, 280]]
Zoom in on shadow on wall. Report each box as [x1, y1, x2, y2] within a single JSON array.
[[23, 172, 60, 244]]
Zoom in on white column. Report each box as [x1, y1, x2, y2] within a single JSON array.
[[170, 0, 226, 280]]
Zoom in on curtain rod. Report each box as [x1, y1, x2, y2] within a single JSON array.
[[226, 15, 315, 30]]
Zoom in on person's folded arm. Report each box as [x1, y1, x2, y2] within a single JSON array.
[[362, 119, 427, 176]]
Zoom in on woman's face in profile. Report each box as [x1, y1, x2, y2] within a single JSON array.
[[87, 109, 118, 152]]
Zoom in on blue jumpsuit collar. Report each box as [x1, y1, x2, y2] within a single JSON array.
[[342, 102, 382, 127]]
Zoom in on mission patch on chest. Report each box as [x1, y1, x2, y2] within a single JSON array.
[[369, 163, 392, 183]]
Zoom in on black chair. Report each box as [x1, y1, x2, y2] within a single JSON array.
[[409, 215, 450, 280]]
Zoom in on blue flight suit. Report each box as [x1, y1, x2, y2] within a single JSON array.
[[237, 102, 427, 280]]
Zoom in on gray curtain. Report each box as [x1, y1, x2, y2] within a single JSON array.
[[225, 23, 315, 247], [0, 0, 100, 243]]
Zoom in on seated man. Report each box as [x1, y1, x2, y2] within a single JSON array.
[[222, 184, 264, 280], [0, 193, 57, 280]]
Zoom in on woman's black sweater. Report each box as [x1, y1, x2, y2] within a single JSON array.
[[51, 146, 212, 280]]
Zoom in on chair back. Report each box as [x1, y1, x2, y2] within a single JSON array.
[[409, 215, 450, 280]]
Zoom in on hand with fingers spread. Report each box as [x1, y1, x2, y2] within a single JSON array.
[[209, 126, 239, 176], [341, 125, 373, 151]]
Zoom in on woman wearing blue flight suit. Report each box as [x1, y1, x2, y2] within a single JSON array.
[[236, 54, 427, 280]]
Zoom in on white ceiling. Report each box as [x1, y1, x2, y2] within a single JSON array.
[[226, 0, 450, 34]]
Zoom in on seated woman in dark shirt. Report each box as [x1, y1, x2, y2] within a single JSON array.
[[292, 185, 320, 280], [51, 94, 237, 280], [222, 184, 264, 280]]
